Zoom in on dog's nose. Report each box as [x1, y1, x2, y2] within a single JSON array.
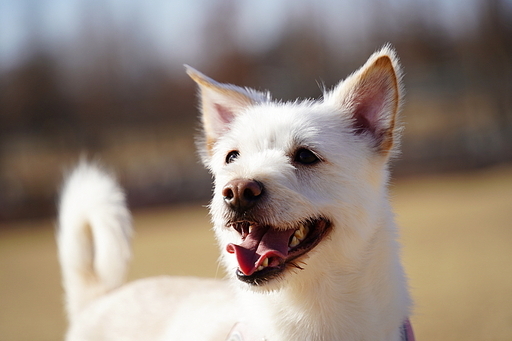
[[222, 179, 263, 211]]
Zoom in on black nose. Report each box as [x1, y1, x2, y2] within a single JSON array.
[[222, 179, 263, 211]]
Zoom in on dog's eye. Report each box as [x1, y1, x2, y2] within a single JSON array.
[[294, 148, 319, 165], [225, 150, 240, 164]]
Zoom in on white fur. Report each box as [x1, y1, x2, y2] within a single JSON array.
[[57, 161, 133, 321], [58, 45, 411, 341]]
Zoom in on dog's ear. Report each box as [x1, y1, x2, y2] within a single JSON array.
[[185, 66, 265, 156], [329, 45, 402, 155]]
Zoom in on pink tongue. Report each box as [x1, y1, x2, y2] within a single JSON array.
[[226, 226, 296, 276]]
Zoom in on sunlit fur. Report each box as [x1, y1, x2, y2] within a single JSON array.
[[58, 45, 411, 341]]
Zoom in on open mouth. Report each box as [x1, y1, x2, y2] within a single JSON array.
[[225, 218, 331, 285]]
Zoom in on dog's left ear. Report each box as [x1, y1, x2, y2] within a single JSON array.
[[185, 66, 267, 156], [329, 45, 402, 155]]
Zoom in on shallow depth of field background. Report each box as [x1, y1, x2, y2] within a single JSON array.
[[1, 0, 511, 340]]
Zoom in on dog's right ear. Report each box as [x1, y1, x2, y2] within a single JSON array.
[[185, 66, 266, 157]]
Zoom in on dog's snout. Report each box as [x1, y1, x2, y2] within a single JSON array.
[[222, 179, 263, 211]]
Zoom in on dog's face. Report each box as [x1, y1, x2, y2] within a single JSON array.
[[187, 46, 402, 290]]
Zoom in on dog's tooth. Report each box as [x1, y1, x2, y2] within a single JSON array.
[[294, 224, 309, 241], [289, 236, 300, 248], [294, 229, 303, 240], [295, 228, 305, 240], [256, 258, 269, 272]]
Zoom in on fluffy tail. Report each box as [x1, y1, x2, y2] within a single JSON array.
[[57, 161, 132, 321]]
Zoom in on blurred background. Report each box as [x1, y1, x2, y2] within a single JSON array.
[[0, 0, 511, 340], [1, 0, 511, 221]]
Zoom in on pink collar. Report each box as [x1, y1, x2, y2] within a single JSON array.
[[402, 318, 415, 341], [226, 319, 415, 341]]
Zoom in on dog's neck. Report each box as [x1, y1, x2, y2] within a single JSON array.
[[237, 216, 410, 341]]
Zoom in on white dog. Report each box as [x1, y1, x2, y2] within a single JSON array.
[[57, 45, 413, 341]]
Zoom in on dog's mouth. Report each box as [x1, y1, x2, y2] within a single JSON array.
[[225, 217, 331, 285]]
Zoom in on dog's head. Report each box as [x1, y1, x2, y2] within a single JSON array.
[[187, 45, 402, 290]]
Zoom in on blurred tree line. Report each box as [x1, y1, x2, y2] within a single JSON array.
[[0, 0, 511, 221]]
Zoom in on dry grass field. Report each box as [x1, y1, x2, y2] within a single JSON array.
[[1, 165, 511, 341]]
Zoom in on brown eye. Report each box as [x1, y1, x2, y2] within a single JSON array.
[[294, 148, 319, 165], [225, 150, 240, 164]]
